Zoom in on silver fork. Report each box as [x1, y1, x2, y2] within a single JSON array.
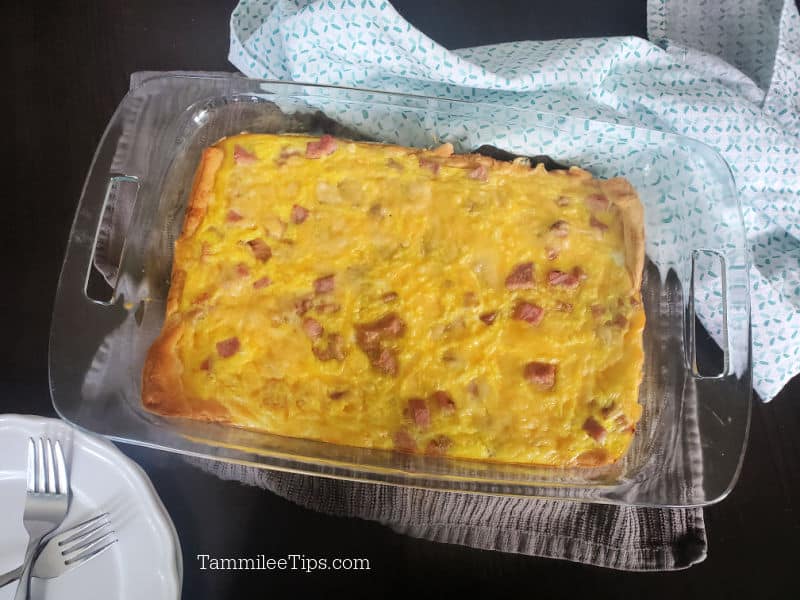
[[0, 514, 118, 589], [13, 437, 70, 600]]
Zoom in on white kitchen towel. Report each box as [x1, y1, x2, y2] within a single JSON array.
[[228, 0, 800, 401]]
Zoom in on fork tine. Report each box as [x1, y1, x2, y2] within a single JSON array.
[[54, 513, 110, 546], [26, 438, 35, 492], [44, 438, 56, 494], [54, 441, 68, 495], [59, 520, 112, 552], [63, 532, 118, 566], [36, 437, 45, 493]]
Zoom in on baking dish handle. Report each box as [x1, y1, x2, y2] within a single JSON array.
[[686, 249, 729, 379], [80, 175, 140, 305]]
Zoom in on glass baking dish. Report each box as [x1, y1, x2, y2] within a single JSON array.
[[49, 74, 751, 506]]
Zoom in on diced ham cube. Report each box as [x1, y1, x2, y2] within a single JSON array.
[[463, 291, 479, 307], [226, 209, 243, 222], [327, 333, 345, 361], [591, 304, 606, 318], [512, 301, 544, 325], [479, 311, 497, 325], [608, 313, 628, 328], [393, 429, 416, 453], [305, 134, 338, 158], [418, 157, 440, 175], [313, 302, 341, 314], [200, 358, 211, 371], [312, 333, 346, 362], [545, 246, 559, 261], [233, 145, 257, 165], [505, 262, 535, 290], [549, 220, 569, 237], [405, 398, 430, 428], [216, 337, 240, 358], [235, 263, 250, 277], [246, 238, 272, 262], [253, 276, 272, 289], [583, 417, 607, 443], [523, 361, 556, 390], [302, 317, 324, 340], [295, 295, 313, 316], [291, 204, 309, 224], [547, 269, 580, 289], [374, 347, 399, 376], [313, 274, 335, 294], [430, 390, 456, 413], [425, 435, 453, 456], [590, 215, 609, 232], [601, 403, 617, 419], [585, 193, 610, 212], [357, 313, 406, 341], [469, 164, 488, 181]]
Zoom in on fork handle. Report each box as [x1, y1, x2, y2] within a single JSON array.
[[12, 538, 41, 600], [0, 565, 23, 589]]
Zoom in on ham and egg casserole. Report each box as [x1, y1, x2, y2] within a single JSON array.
[[142, 133, 645, 467]]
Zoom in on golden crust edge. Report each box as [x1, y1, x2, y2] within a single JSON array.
[[142, 146, 230, 422]]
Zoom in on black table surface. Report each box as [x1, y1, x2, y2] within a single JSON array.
[[4, 1, 800, 598]]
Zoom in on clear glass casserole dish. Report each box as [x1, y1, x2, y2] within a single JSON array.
[[50, 74, 751, 506]]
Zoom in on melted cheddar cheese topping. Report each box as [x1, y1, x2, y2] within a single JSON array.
[[155, 133, 645, 466]]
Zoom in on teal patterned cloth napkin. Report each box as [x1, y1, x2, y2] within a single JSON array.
[[229, 0, 800, 400]]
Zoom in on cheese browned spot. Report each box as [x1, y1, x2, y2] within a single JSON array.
[[253, 277, 272, 289], [235, 263, 250, 277]]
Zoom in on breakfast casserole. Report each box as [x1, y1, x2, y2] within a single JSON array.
[[142, 133, 645, 467]]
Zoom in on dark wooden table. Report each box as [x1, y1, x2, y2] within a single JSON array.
[[4, 1, 799, 597]]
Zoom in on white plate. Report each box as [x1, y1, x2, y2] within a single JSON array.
[[0, 415, 181, 599]]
